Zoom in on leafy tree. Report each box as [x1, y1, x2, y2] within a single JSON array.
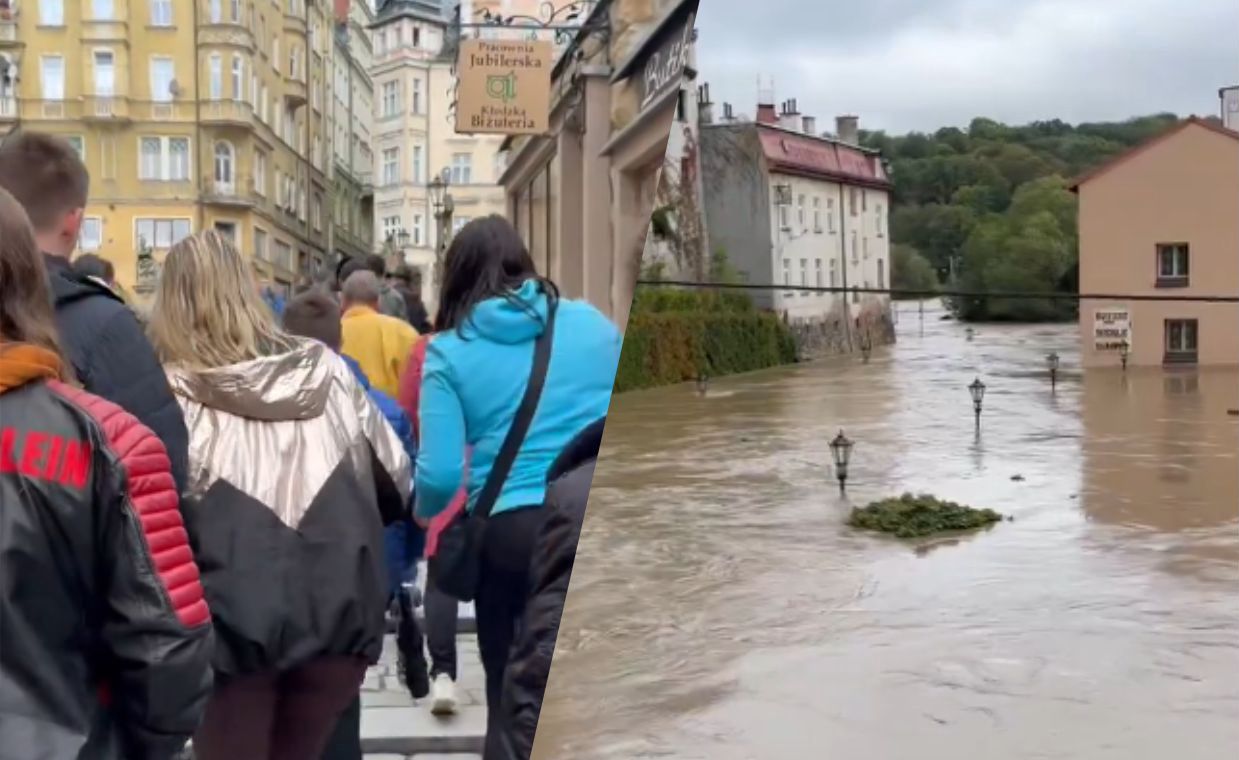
[[891, 244, 938, 297]]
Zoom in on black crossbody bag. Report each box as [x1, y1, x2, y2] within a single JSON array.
[[429, 298, 558, 602]]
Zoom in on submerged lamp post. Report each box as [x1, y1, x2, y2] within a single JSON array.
[[860, 334, 872, 363], [968, 377, 987, 428], [1119, 340, 1130, 372], [696, 371, 709, 396], [829, 430, 854, 493], [1046, 351, 1060, 391]]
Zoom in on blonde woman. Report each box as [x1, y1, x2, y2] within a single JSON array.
[[147, 230, 412, 760]]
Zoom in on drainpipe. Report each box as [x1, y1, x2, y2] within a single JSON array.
[[839, 183, 852, 351]]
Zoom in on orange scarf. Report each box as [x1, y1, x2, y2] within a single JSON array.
[[0, 343, 62, 393]]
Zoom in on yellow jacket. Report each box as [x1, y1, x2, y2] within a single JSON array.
[[340, 305, 419, 397]]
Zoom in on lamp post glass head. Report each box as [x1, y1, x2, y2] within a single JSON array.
[[429, 175, 446, 209], [969, 377, 986, 415], [829, 430, 853, 486], [1119, 340, 1130, 369], [1047, 352, 1060, 372], [696, 372, 709, 395]]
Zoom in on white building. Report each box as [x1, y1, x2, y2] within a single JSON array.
[[699, 96, 892, 326], [332, 0, 378, 263], [1222, 85, 1239, 132]]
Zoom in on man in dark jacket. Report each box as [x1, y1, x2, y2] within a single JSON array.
[[0, 131, 189, 492], [389, 263, 433, 333], [489, 417, 606, 760]]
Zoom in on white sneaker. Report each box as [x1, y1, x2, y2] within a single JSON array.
[[430, 673, 458, 716]]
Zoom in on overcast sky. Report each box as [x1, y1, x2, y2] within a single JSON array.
[[695, 0, 1239, 135]]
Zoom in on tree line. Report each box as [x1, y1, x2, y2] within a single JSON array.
[[863, 114, 1184, 321]]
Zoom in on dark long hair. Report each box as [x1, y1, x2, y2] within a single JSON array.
[[434, 215, 558, 335], [0, 186, 71, 378]]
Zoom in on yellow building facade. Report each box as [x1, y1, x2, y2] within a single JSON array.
[[1, 0, 335, 299]]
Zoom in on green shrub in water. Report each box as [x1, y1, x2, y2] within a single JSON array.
[[847, 493, 1003, 539]]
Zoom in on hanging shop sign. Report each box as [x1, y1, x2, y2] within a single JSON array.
[[1093, 307, 1131, 350], [456, 38, 552, 135]]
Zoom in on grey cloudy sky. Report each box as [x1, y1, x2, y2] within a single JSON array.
[[695, 0, 1239, 135]]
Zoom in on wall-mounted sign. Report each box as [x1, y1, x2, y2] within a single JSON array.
[[1094, 307, 1131, 350], [456, 39, 552, 136], [637, 11, 695, 113]]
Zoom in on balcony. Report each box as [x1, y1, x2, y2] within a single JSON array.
[[1, 17, 19, 47], [199, 8, 255, 49], [283, 76, 307, 109], [132, 99, 194, 122], [81, 15, 129, 44], [282, 12, 308, 36], [200, 99, 255, 128], [0, 96, 16, 124], [202, 177, 258, 209], [82, 96, 132, 122], [19, 99, 83, 120]]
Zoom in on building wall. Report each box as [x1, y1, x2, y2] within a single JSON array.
[[369, 2, 506, 312], [1222, 86, 1239, 132], [1077, 122, 1239, 367], [698, 125, 772, 307], [332, 0, 376, 261], [3, 0, 334, 298]]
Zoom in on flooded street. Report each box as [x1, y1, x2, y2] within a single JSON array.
[[533, 303, 1239, 760]]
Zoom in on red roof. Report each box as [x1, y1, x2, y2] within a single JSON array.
[[1068, 116, 1239, 192], [757, 126, 890, 189]]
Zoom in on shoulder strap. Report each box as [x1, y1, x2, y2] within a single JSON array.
[[472, 297, 558, 520]]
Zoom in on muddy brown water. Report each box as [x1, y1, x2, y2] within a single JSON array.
[[532, 304, 1239, 760]]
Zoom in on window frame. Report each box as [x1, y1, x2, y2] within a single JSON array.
[[137, 136, 192, 182], [39, 0, 66, 26], [1155, 242, 1190, 288], [135, 217, 192, 251], [79, 217, 103, 252], [1163, 318, 1199, 365], [149, 0, 174, 27]]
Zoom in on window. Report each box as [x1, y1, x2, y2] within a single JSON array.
[[1156, 243, 1189, 287], [862, 237, 869, 259], [412, 214, 424, 246], [876, 203, 885, 237], [862, 191, 868, 212], [40, 56, 65, 100], [850, 187, 859, 216], [208, 55, 223, 100], [66, 136, 85, 158], [815, 259, 823, 287], [312, 193, 322, 231], [255, 227, 269, 260], [289, 46, 299, 81], [1164, 319, 1199, 364], [150, 0, 173, 26], [381, 80, 400, 117], [253, 150, 266, 195], [272, 38, 280, 73], [93, 51, 115, 96], [450, 153, 472, 184], [39, 0, 65, 26], [138, 136, 191, 181], [812, 197, 821, 232], [851, 232, 859, 262], [411, 145, 423, 184], [135, 218, 192, 250], [213, 141, 234, 190], [797, 194, 805, 228], [830, 259, 838, 288], [381, 215, 402, 241], [382, 147, 400, 185], [230, 0, 241, 22], [782, 258, 790, 286], [799, 258, 807, 289], [877, 258, 886, 290], [411, 78, 422, 114], [274, 241, 292, 271], [79, 217, 103, 252], [91, 0, 113, 21], [231, 56, 244, 100], [777, 202, 789, 230], [213, 221, 237, 243], [150, 57, 175, 103], [827, 198, 836, 232]]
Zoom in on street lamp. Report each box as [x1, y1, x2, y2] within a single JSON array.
[[829, 430, 854, 493], [696, 372, 709, 396], [968, 377, 987, 428], [429, 170, 454, 290], [1119, 340, 1130, 372], [1046, 352, 1060, 391]]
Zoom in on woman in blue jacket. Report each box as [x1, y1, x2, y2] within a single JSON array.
[[415, 216, 620, 745]]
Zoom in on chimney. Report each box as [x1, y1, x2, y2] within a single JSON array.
[[722, 102, 735, 122], [698, 83, 713, 125], [778, 98, 802, 132], [802, 115, 817, 135], [757, 103, 778, 125], [334, 0, 349, 26], [836, 115, 860, 145]]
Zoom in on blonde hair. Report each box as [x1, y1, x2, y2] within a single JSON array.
[[0, 186, 71, 379], [147, 229, 298, 370]]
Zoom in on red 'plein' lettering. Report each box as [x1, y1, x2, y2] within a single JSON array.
[[0, 428, 17, 473], [42, 435, 65, 480], [19, 431, 49, 478], [58, 439, 92, 490]]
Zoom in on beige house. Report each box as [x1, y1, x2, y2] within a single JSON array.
[[1072, 117, 1239, 368], [499, 0, 697, 330]]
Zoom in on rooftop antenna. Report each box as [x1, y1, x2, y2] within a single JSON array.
[[757, 74, 775, 107]]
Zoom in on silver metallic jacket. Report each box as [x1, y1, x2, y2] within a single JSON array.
[[166, 339, 412, 529]]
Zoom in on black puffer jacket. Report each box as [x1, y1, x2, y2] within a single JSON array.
[[44, 255, 190, 494], [0, 348, 213, 760], [492, 417, 605, 760]]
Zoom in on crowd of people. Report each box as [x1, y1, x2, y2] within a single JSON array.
[[0, 131, 619, 760]]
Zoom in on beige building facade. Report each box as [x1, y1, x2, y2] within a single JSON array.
[[330, 0, 377, 263], [1, 0, 336, 299], [1073, 117, 1239, 368], [500, 0, 697, 330]]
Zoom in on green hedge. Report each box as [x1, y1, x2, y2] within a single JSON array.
[[615, 309, 797, 392]]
